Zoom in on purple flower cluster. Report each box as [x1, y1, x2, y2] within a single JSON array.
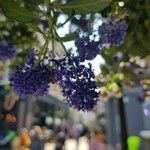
[[72, 17, 89, 32], [7, 17, 128, 111], [9, 50, 52, 98], [26, 49, 37, 65], [0, 41, 16, 60], [75, 18, 127, 62], [98, 18, 127, 47], [54, 53, 99, 111], [75, 37, 100, 62], [39, 20, 49, 30], [9, 50, 100, 111]]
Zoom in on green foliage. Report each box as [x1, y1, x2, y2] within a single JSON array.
[[59, 0, 113, 14], [0, 15, 39, 50], [0, 0, 38, 23], [98, 0, 150, 85], [26, 23, 44, 35], [23, 0, 43, 10], [60, 32, 77, 42], [100, 64, 109, 76], [122, 69, 135, 78]]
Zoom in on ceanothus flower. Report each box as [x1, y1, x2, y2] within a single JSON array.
[[75, 36, 100, 62], [98, 18, 127, 47], [39, 20, 49, 30], [26, 49, 37, 65], [9, 50, 52, 98], [72, 17, 89, 32], [0, 41, 16, 60], [54, 53, 99, 111]]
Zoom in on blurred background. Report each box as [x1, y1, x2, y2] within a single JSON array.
[[0, 0, 150, 150]]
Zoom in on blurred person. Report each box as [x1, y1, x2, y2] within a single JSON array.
[[41, 126, 54, 149], [77, 125, 90, 150], [55, 132, 65, 150], [89, 128, 107, 150], [54, 119, 69, 150], [30, 126, 44, 150], [19, 128, 31, 150], [42, 126, 52, 141], [12, 128, 31, 150], [58, 119, 70, 134], [73, 122, 84, 143]]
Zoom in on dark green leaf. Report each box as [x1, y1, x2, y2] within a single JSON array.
[[60, 32, 77, 42], [23, 0, 42, 11], [100, 64, 109, 75], [26, 23, 44, 34], [0, 0, 38, 22], [60, 0, 112, 14], [23, 0, 42, 5]]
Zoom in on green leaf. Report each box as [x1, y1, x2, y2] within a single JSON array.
[[26, 23, 44, 34], [0, 0, 38, 23], [100, 64, 109, 75], [60, 32, 77, 42], [60, 0, 112, 14], [122, 69, 135, 78], [23, 0, 42, 5], [23, 0, 42, 11]]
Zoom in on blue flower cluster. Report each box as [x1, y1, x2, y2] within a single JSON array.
[[9, 50, 52, 98], [98, 18, 127, 47], [0, 41, 16, 60], [75, 37, 100, 62], [39, 20, 49, 30], [7, 18, 128, 111], [72, 17, 89, 32], [9, 50, 99, 111], [26, 49, 37, 65], [75, 18, 127, 62], [54, 53, 99, 111]]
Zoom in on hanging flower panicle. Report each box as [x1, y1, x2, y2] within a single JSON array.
[[98, 18, 127, 47], [0, 41, 16, 60], [72, 17, 89, 32], [75, 18, 127, 62], [75, 36, 101, 62], [9, 50, 52, 98], [8, 17, 128, 111], [54, 53, 99, 111], [39, 19, 49, 30]]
